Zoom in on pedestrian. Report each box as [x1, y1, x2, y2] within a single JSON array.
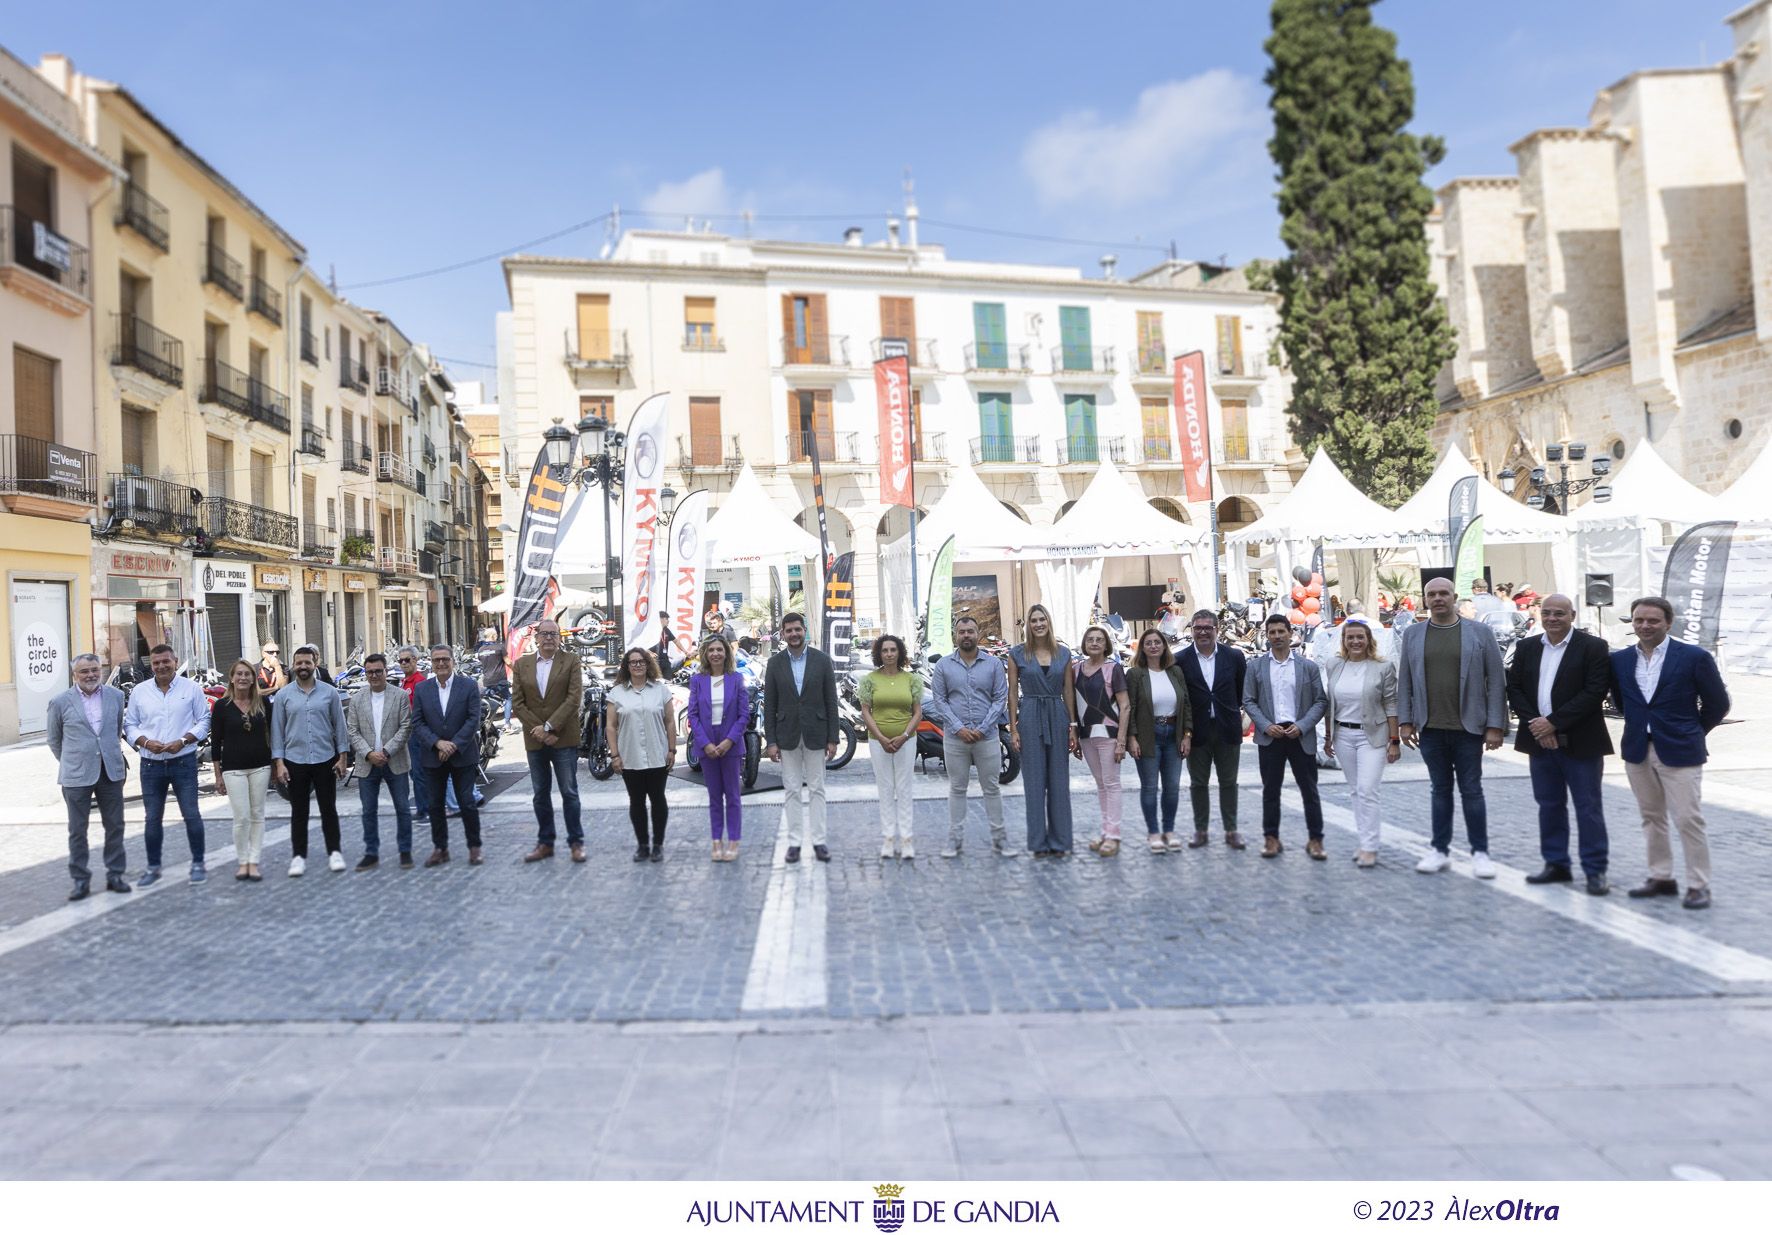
[[1177, 610, 1248, 850], [688, 635, 749, 862], [47, 652, 131, 900], [1243, 612, 1329, 859], [400, 644, 479, 822], [1008, 604, 1078, 858], [513, 618, 586, 865], [125, 642, 211, 886], [210, 659, 274, 882], [255, 642, 289, 695], [1321, 617, 1400, 868], [270, 644, 351, 877], [413, 643, 485, 867], [1125, 628, 1193, 853], [1612, 596, 1731, 909], [761, 612, 839, 864], [1396, 576, 1507, 877], [476, 632, 511, 731], [345, 652, 414, 870], [858, 633, 922, 860], [1074, 625, 1130, 858], [609, 646, 677, 862], [926, 616, 1017, 859]]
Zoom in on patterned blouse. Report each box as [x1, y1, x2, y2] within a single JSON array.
[[1073, 659, 1127, 740]]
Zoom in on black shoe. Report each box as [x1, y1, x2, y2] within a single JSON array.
[[1525, 864, 1574, 885], [68, 881, 90, 902], [1627, 878, 1680, 899], [355, 855, 380, 871], [649, 844, 664, 863], [1585, 874, 1610, 896], [1683, 887, 1711, 910], [785, 847, 801, 864], [105, 875, 132, 894], [813, 844, 830, 863], [399, 853, 414, 869], [633, 845, 650, 862]]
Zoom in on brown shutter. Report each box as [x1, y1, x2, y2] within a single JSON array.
[[12, 347, 56, 442], [689, 397, 721, 466], [1215, 315, 1242, 373], [207, 436, 229, 499], [121, 406, 148, 474], [1220, 399, 1249, 460], [576, 295, 610, 360], [813, 389, 834, 458], [808, 295, 830, 364], [781, 295, 797, 362], [1137, 312, 1164, 371], [880, 296, 916, 362]]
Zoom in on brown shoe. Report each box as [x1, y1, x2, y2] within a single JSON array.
[[423, 848, 449, 867], [1306, 838, 1326, 861], [1261, 836, 1282, 858], [1225, 832, 1247, 851], [570, 844, 586, 863], [468, 847, 484, 866], [1187, 831, 1209, 849], [524, 844, 554, 864]]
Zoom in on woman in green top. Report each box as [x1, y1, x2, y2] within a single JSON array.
[[858, 633, 923, 860]]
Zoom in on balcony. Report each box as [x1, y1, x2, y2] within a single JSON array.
[[784, 430, 863, 466], [340, 360, 368, 394], [108, 473, 200, 537], [111, 313, 184, 387], [418, 549, 438, 576], [202, 243, 243, 300], [970, 434, 1040, 466], [963, 342, 1032, 378], [1133, 435, 1181, 467], [422, 439, 438, 467], [869, 337, 940, 373], [1055, 436, 1126, 466], [416, 470, 427, 497], [300, 520, 335, 559], [677, 433, 743, 474], [424, 520, 447, 551], [340, 528, 375, 565], [299, 425, 325, 457], [247, 377, 290, 432], [341, 439, 369, 475], [377, 451, 417, 491], [682, 329, 725, 353], [780, 333, 852, 378], [375, 366, 404, 400], [299, 328, 318, 365], [1212, 352, 1266, 389], [201, 495, 297, 550], [438, 545, 462, 580], [248, 275, 282, 325], [1215, 434, 1269, 470], [1050, 346, 1117, 382], [199, 356, 251, 415], [912, 432, 946, 463], [0, 435, 97, 509], [378, 546, 419, 576], [565, 328, 631, 375], [1, 206, 91, 314], [453, 507, 470, 528], [1132, 345, 1170, 383], [115, 183, 169, 251]]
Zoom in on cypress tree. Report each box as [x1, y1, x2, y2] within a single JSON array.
[[1262, 0, 1454, 506]]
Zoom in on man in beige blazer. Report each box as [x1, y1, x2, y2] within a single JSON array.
[[512, 620, 586, 862], [345, 652, 413, 868]]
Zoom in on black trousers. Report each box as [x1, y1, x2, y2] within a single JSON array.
[[1258, 735, 1324, 840], [621, 766, 669, 846], [286, 760, 342, 859], [428, 763, 483, 851]]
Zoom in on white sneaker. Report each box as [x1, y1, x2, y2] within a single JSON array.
[[288, 856, 306, 878], [327, 851, 346, 873], [1471, 851, 1498, 879], [1415, 850, 1451, 874], [899, 844, 914, 860], [940, 844, 962, 859], [881, 842, 896, 859]]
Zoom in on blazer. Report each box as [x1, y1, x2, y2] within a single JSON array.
[[1242, 653, 1328, 756], [510, 650, 585, 751], [1506, 630, 1615, 760], [1395, 618, 1507, 735], [345, 687, 414, 774], [412, 673, 483, 769], [687, 671, 750, 753], [1322, 656, 1399, 747], [46, 685, 128, 787], [1124, 664, 1193, 757], [763, 646, 839, 750], [1609, 638, 1730, 767], [1177, 644, 1247, 745]]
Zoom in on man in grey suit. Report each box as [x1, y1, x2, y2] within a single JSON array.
[[1397, 575, 1507, 878], [763, 612, 839, 864], [1242, 614, 1329, 859], [46, 653, 133, 900], [345, 652, 414, 870]]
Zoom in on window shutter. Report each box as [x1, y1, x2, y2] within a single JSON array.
[[207, 436, 229, 499], [12, 347, 56, 442], [781, 295, 797, 360], [689, 397, 721, 466], [808, 295, 830, 364], [685, 297, 715, 325], [122, 406, 148, 475], [576, 295, 610, 360], [1215, 315, 1242, 373]]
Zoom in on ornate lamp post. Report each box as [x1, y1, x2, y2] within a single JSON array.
[[1499, 441, 1613, 513]]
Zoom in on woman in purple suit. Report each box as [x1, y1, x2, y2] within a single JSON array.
[[687, 636, 750, 862]]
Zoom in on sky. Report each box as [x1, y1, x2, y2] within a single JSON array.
[[8, 0, 1736, 384]]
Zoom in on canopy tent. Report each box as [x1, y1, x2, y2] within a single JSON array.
[[1717, 438, 1772, 524], [1570, 440, 1725, 530], [704, 463, 822, 566], [1389, 444, 1571, 545], [1223, 448, 1398, 549]]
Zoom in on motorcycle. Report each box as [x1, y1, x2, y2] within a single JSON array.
[[910, 654, 1020, 784]]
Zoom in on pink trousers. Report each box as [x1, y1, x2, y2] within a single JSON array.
[[1080, 735, 1124, 839]]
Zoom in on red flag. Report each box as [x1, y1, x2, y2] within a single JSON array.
[[875, 356, 914, 508], [1172, 350, 1212, 505]]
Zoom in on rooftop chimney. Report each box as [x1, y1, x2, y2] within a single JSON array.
[[844, 227, 864, 247], [887, 218, 901, 249], [1100, 253, 1118, 281]]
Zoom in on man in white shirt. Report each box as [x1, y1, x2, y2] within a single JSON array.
[[1178, 611, 1249, 850], [1241, 614, 1328, 859], [125, 643, 211, 886]]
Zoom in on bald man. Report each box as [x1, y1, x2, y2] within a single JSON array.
[[1504, 593, 1615, 895]]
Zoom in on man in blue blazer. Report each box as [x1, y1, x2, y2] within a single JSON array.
[[1176, 609, 1249, 849], [412, 644, 484, 866], [1611, 596, 1730, 909]]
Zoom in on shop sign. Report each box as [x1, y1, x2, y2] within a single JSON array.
[[255, 565, 292, 589], [195, 562, 252, 595], [108, 549, 179, 578], [343, 573, 371, 593], [427, 587, 439, 604], [303, 569, 329, 592]]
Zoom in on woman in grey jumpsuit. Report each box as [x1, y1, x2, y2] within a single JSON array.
[[1007, 604, 1078, 856]]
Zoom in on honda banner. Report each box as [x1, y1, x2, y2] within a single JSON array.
[[821, 551, 855, 662], [663, 489, 713, 658], [508, 445, 572, 657], [1447, 475, 1479, 563], [621, 393, 671, 651], [1172, 350, 1212, 506], [1661, 520, 1737, 653], [875, 354, 915, 508]]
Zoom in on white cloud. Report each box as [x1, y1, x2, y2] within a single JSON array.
[[640, 168, 731, 221], [1021, 70, 1266, 208]]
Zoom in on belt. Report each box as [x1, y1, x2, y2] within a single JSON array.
[[1154, 714, 1176, 723], [1339, 721, 1364, 730]]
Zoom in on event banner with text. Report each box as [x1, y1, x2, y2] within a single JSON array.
[[622, 393, 671, 650], [1172, 349, 1212, 505]]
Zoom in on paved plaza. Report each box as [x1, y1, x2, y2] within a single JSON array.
[[3, 689, 1772, 1180]]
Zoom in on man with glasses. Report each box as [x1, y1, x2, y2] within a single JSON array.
[[1176, 611, 1248, 850], [398, 645, 481, 818], [48, 653, 132, 899], [271, 645, 351, 876], [346, 652, 414, 869], [256, 642, 289, 695], [413, 643, 485, 866], [514, 619, 586, 863], [126, 643, 211, 885]]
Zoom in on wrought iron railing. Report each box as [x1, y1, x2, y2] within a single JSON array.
[[565, 328, 631, 369], [911, 432, 946, 463], [301, 520, 335, 558], [0, 435, 96, 504], [785, 430, 862, 463], [970, 434, 1040, 465], [1213, 352, 1266, 380], [112, 313, 183, 386], [964, 341, 1031, 372], [870, 337, 939, 368], [109, 473, 201, 536], [1137, 435, 1174, 463], [247, 377, 290, 432], [1, 205, 90, 300], [201, 496, 297, 549], [1051, 345, 1117, 375], [424, 520, 447, 549], [199, 356, 251, 414], [299, 426, 325, 456], [1056, 435, 1126, 465], [115, 183, 169, 251], [248, 275, 282, 324], [340, 360, 368, 393], [341, 439, 369, 474], [1135, 345, 1168, 376], [202, 242, 243, 299], [780, 333, 850, 368]]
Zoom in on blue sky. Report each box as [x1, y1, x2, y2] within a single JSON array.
[[9, 0, 1733, 380]]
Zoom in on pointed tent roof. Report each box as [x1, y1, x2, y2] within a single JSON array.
[[705, 463, 822, 565], [887, 457, 1045, 561], [1570, 440, 1725, 528], [1717, 437, 1772, 524], [1036, 460, 1207, 557], [1389, 443, 1570, 543], [1223, 448, 1399, 546]]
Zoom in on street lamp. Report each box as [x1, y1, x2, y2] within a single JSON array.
[[1499, 441, 1612, 512]]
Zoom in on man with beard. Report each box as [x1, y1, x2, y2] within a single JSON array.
[[925, 616, 1018, 859], [270, 644, 351, 877], [125, 643, 211, 886], [763, 612, 839, 863]]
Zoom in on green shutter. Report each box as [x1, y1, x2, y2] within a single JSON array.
[[1065, 394, 1097, 462], [977, 391, 1013, 461], [1059, 306, 1092, 371], [973, 303, 1006, 369]]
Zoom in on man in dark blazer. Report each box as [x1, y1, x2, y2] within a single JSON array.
[[412, 643, 484, 867], [763, 612, 839, 863], [46, 652, 132, 900], [1611, 596, 1731, 909], [1242, 613, 1329, 859], [511, 619, 585, 864], [1176, 609, 1248, 849], [1505, 593, 1615, 895]]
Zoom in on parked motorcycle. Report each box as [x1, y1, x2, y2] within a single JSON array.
[[578, 674, 615, 781], [910, 654, 1020, 784]]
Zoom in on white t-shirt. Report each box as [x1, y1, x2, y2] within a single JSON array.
[[1150, 671, 1177, 719], [1334, 660, 1370, 724]]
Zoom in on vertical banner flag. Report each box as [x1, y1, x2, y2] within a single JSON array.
[[621, 394, 671, 650], [925, 535, 957, 658], [769, 565, 785, 642], [808, 430, 834, 572], [1447, 475, 1479, 565], [1172, 350, 1212, 505], [875, 354, 914, 508], [822, 551, 856, 662], [508, 445, 572, 657], [1661, 520, 1737, 653], [1452, 515, 1486, 600], [664, 489, 713, 658]]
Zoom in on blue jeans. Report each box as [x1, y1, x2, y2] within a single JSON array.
[[409, 735, 431, 815], [528, 745, 582, 845], [1135, 721, 1183, 833], [358, 761, 413, 857], [1418, 727, 1489, 854], [1528, 748, 1608, 876], [141, 752, 204, 867]]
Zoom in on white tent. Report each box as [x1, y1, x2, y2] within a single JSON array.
[[1224, 448, 1398, 549], [1390, 444, 1571, 545], [1717, 438, 1772, 524], [1570, 441, 1725, 530], [705, 463, 822, 566]]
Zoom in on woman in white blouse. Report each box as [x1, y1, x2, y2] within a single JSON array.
[[607, 647, 678, 862], [1321, 617, 1400, 868]]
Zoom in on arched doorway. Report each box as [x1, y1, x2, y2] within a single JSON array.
[[1214, 495, 1266, 601]]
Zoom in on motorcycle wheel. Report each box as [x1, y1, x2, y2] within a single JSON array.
[[826, 718, 857, 770], [587, 727, 616, 781], [743, 731, 761, 789], [998, 727, 1021, 785]]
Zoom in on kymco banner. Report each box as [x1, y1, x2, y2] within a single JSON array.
[[621, 393, 671, 650], [664, 489, 713, 656]]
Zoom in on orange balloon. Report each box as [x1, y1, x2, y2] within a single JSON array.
[[1291, 586, 1307, 603], [1305, 583, 1322, 598], [1288, 607, 1308, 624], [1300, 596, 1321, 615]]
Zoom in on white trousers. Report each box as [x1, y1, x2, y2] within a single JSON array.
[[223, 766, 271, 864], [871, 738, 917, 844], [780, 743, 828, 847], [1337, 727, 1388, 852]]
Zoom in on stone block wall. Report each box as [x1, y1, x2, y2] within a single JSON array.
[[1440, 178, 1536, 399], [1512, 130, 1627, 377]]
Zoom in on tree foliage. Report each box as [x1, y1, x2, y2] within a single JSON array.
[[1264, 0, 1454, 507]]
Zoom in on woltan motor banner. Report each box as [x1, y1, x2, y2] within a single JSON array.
[[1172, 349, 1212, 506], [1661, 519, 1737, 652]]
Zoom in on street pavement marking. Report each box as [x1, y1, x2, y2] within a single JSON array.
[[740, 785, 829, 1013], [1299, 792, 1772, 985]]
